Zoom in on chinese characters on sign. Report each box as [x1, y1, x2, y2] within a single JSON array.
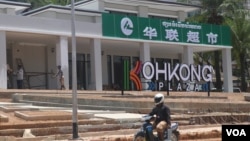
[[143, 27, 157, 40], [102, 13, 231, 47], [206, 32, 218, 44], [165, 29, 179, 41], [162, 21, 202, 43]]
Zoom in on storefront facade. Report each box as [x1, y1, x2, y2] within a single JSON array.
[[0, 0, 233, 92]]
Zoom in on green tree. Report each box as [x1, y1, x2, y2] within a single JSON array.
[[219, 0, 250, 91], [187, 0, 224, 91], [204, 0, 224, 91], [7, 0, 47, 9], [193, 52, 212, 66], [44, 0, 71, 6]]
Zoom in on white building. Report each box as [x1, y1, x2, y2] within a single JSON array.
[[0, 0, 233, 92]]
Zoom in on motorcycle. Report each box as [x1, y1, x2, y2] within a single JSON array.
[[134, 115, 179, 141]]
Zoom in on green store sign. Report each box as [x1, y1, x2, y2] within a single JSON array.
[[102, 13, 231, 46]]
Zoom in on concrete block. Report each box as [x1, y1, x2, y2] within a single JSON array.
[[0, 106, 38, 113], [0, 114, 8, 122], [14, 111, 94, 121], [23, 129, 35, 138], [0, 136, 16, 141], [12, 93, 24, 102], [244, 96, 250, 101]]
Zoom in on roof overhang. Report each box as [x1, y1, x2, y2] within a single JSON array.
[[75, 0, 201, 13], [22, 4, 101, 16], [109, 0, 201, 12], [0, 0, 30, 13]]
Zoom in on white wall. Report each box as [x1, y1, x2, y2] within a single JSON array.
[[12, 44, 47, 89], [0, 31, 7, 89], [46, 46, 57, 89], [0, 14, 102, 38], [76, 1, 100, 11]]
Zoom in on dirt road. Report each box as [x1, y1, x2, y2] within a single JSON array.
[[0, 89, 249, 141]]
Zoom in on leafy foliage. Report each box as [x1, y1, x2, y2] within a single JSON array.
[[186, 0, 225, 90], [220, 0, 250, 91]]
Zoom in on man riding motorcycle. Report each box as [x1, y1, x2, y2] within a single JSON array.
[[148, 93, 171, 141]]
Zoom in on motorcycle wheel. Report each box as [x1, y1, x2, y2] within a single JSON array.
[[134, 132, 145, 141], [171, 131, 179, 141]]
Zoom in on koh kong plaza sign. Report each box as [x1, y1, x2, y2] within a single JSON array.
[[124, 60, 213, 91], [102, 13, 231, 46]]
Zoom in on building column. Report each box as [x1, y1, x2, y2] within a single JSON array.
[[98, 0, 105, 12], [90, 38, 102, 90], [138, 5, 148, 17], [178, 11, 187, 22], [140, 42, 150, 90], [101, 50, 108, 85], [222, 48, 233, 92], [56, 36, 69, 90], [182, 46, 194, 65], [0, 31, 7, 89]]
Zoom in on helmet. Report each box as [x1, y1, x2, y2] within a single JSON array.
[[154, 93, 164, 105]]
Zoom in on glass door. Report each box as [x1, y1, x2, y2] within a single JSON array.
[[69, 53, 87, 90], [113, 56, 130, 90]]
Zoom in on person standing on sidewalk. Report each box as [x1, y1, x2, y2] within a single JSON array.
[[7, 64, 13, 89], [53, 65, 65, 90], [16, 64, 24, 89]]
